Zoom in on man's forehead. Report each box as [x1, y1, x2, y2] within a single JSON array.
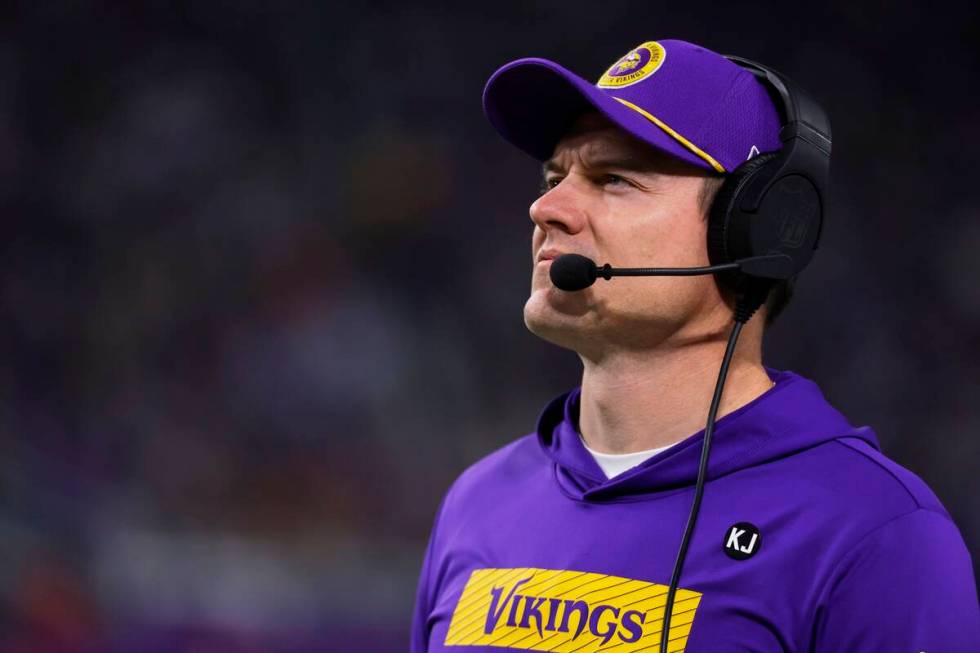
[[566, 111, 618, 135], [544, 112, 695, 174]]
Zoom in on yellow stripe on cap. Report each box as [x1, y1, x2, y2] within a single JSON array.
[[611, 96, 726, 173]]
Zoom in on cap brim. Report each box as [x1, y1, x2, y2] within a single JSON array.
[[482, 58, 721, 172]]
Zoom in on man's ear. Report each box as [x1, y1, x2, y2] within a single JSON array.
[[697, 174, 725, 218]]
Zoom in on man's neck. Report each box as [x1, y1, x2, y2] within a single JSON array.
[[577, 330, 773, 455]]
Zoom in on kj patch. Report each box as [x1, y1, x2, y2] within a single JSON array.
[[724, 522, 762, 560]]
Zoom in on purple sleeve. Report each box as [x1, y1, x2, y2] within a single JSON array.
[[410, 497, 448, 653], [813, 508, 980, 652]]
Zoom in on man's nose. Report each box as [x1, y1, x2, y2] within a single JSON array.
[[529, 179, 587, 235]]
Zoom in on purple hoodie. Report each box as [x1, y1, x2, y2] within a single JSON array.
[[411, 367, 979, 651]]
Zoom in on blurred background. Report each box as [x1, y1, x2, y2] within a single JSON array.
[[0, 1, 977, 651]]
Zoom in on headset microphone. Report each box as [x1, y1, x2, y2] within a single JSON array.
[[549, 253, 795, 292]]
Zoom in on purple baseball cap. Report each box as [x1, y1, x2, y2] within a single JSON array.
[[482, 39, 782, 173]]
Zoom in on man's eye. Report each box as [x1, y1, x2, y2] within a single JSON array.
[[539, 177, 562, 195], [602, 174, 628, 187]]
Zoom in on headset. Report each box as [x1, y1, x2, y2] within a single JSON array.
[[552, 57, 832, 316], [707, 56, 832, 315], [657, 57, 832, 652]]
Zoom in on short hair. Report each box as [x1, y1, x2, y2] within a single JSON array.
[[699, 175, 795, 328]]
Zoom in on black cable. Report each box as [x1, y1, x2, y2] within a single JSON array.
[[658, 319, 745, 653]]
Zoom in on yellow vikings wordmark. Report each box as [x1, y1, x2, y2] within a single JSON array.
[[444, 567, 702, 652]]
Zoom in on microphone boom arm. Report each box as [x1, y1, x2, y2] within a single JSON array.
[[596, 262, 741, 279], [596, 253, 794, 281]]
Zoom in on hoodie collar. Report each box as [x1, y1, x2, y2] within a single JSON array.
[[536, 367, 879, 502]]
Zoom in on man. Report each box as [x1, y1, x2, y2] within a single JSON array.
[[411, 39, 979, 652]]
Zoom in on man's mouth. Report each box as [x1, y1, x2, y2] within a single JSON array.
[[536, 248, 568, 263]]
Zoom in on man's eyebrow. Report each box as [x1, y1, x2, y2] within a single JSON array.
[[541, 153, 656, 176], [542, 160, 562, 175]]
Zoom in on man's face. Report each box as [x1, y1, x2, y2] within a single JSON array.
[[524, 112, 729, 357]]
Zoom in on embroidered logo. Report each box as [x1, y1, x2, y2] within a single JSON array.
[[724, 522, 762, 560], [597, 41, 667, 89], [444, 567, 702, 651]]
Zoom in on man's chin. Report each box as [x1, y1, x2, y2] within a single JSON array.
[[529, 283, 592, 314], [523, 290, 594, 348]]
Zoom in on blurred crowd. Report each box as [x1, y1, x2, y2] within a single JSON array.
[[0, 2, 976, 651]]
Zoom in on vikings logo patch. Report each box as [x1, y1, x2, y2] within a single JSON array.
[[444, 567, 702, 651], [597, 41, 666, 89]]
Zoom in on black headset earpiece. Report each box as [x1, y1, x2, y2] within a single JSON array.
[[707, 151, 780, 268], [707, 57, 831, 289]]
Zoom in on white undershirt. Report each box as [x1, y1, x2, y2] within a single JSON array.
[[579, 435, 675, 479]]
